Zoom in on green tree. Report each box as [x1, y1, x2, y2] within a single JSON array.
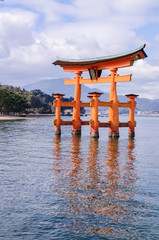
[[30, 95, 43, 108], [12, 93, 29, 113], [0, 88, 29, 114]]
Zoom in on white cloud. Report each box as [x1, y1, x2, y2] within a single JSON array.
[[0, 9, 37, 47], [0, 0, 159, 98], [132, 60, 159, 81], [0, 40, 10, 58]]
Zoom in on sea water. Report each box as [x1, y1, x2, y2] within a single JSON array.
[[0, 116, 159, 239]]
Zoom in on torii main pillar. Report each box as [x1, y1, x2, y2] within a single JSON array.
[[108, 68, 119, 138], [72, 71, 82, 135]]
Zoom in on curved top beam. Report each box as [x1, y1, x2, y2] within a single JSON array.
[[53, 44, 147, 67]]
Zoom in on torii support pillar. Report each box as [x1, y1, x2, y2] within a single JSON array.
[[126, 94, 138, 138], [88, 95, 93, 124], [108, 68, 119, 138], [72, 71, 82, 135], [89, 92, 103, 138], [53, 94, 65, 135]]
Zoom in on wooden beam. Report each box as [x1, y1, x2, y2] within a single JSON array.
[[60, 101, 130, 108], [58, 120, 90, 126], [64, 79, 76, 85], [79, 76, 111, 84], [98, 122, 129, 128], [98, 101, 112, 107], [60, 101, 90, 108], [61, 101, 75, 107], [81, 121, 89, 125], [55, 121, 130, 127], [62, 56, 134, 72], [119, 122, 129, 127], [61, 121, 72, 125], [99, 122, 111, 127], [115, 74, 132, 82], [118, 102, 130, 108], [65, 74, 131, 85], [80, 102, 90, 107]]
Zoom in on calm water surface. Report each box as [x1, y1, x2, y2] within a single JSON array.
[[0, 116, 159, 239]]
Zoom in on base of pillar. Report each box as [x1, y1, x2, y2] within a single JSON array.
[[71, 129, 81, 136], [109, 131, 119, 138], [90, 130, 99, 138], [55, 129, 61, 135], [128, 131, 135, 138]]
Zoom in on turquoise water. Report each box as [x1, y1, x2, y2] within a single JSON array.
[[0, 116, 159, 239]]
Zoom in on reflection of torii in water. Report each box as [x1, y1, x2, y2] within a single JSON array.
[[52, 136, 137, 238]]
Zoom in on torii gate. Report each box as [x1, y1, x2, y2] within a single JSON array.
[[53, 44, 147, 138]]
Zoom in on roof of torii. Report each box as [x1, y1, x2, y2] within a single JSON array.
[[53, 44, 147, 71]]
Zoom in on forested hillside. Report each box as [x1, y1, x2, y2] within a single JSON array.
[[0, 85, 75, 115], [24, 78, 159, 112]]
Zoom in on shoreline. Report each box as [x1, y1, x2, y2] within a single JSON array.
[[0, 114, 55, 121], [0, 116, 28, 121], [1, 113, 159, 121]]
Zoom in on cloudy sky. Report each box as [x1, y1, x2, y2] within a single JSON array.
[[0, 0, 159, 99]]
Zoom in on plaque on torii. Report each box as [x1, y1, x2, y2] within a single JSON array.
[[53, 45, 147, 138]]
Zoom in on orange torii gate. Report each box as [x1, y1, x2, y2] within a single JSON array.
[[52, 44, 147, 138]]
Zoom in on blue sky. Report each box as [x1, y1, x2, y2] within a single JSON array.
[[0, 0, 159, 98]]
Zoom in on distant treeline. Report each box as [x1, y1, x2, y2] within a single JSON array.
[[0, 84, 79, 115]]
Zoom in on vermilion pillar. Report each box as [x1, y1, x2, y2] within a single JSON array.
[[53, 93, 64, 135], [72, 71, 82, 135], [126, 94, 138, 138], [108, 68, 119, 138], [89, 92, 103, 138], [88, 95, 93, 133]]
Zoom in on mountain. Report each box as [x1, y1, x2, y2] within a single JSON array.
[[24, 78, 108, 102], [24, 78, 159, 112], [136, 98, 159, 111]]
